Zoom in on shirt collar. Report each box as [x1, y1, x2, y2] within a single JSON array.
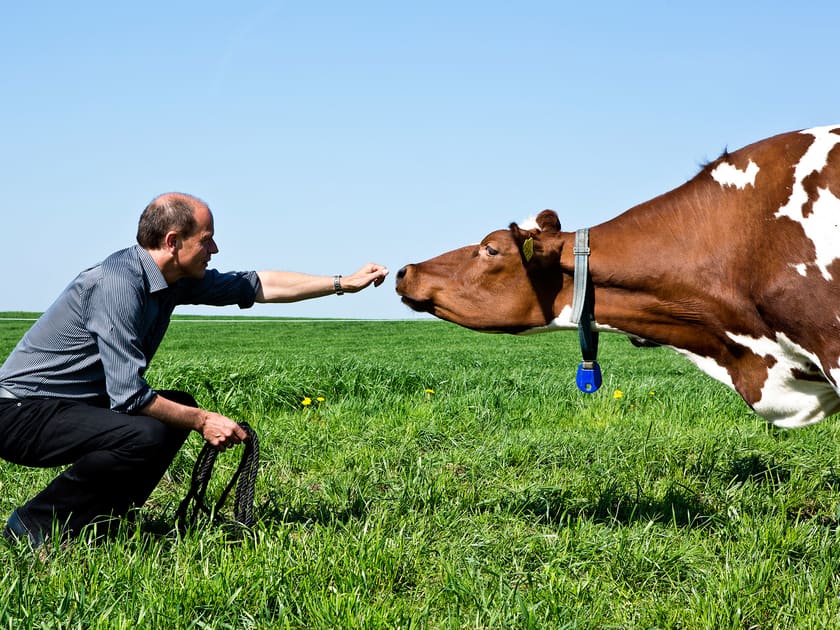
[[135, 245, 170, 293]]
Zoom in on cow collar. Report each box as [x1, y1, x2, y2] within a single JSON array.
[[569, 228, 602, 393]]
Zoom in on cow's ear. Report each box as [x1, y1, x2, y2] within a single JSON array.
[[509, 222, 535, 251], [531, 210, 563, 266], [509, 218, 563, 268], [535, 209, 561, 233]]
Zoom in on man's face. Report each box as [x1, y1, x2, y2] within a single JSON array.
[[177, 206, 218, 279]]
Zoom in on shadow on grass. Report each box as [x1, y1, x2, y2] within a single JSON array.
[[726, 452, 791, 486], [484, 482, 716, 529], [251, 480, 717, 530], [261, 489, 372, 526], [479, 452, 840, 530], [164, 451, 840, 535]]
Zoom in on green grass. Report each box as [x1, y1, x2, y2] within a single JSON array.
[[1, 315, 840, 628]]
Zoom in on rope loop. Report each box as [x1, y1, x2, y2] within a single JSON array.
[[175, 422, 260, 532]]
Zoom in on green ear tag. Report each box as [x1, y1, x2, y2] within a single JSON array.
[[522, 237, 534, 262]]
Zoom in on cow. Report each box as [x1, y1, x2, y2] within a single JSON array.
[[395, 125, 840, 428]]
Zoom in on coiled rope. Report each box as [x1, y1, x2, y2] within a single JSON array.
[[175, 422, 260, 530]]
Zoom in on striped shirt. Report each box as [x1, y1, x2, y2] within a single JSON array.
[[0, 245, 260, 412]]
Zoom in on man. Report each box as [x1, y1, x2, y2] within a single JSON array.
[[0, 192, 388, 546]]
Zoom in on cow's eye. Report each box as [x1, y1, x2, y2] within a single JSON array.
[[486, 245, 499, 256]]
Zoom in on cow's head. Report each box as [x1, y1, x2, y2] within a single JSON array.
[[396, 210, 570, 333]]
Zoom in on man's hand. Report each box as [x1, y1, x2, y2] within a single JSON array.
[[339, 262, 389, 292], [198, 411, 248, 451], [140, 394, 248, 452]]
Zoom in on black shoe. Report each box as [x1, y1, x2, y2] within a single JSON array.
[[3, 509, 44, 548]]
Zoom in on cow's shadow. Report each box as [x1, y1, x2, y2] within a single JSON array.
[[252, 452, 840, 531], [253, 484, 711, 531], [482, 452, 840, 529], [485, 483, 712, 528]]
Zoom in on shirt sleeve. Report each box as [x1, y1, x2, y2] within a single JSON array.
[[174, 269, 261, 307], [85, 266, 156, 413]]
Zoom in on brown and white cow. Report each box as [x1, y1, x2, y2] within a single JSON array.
[[396, 125, 840, 428]]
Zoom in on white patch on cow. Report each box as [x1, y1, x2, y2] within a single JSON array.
[[523, 304, 575, 333], [711, 159, 759, 189], [518, 216, 541, 231], [792, 263, 808, 277], [726, 331, 840, 427], [775, 125, 840, 281], [523, 306, 630, 335], [671, 348, 736, 390]]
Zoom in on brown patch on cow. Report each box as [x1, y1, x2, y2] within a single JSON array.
[[781, 130, 840, 219], [760, 213, 817, 280], [799, 170, 822, 218], [736, 130, 811, 195], [829, 258, 840, 284], [730, 348, 777, 406], [821, 142, 840, 202]]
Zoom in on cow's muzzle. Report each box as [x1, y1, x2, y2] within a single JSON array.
[[395, 265, 433, 313]]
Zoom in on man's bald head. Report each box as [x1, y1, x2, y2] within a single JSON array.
[[137, 193, 209, 249]]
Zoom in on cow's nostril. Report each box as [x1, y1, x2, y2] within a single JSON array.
[[396, 266, 408, 281]]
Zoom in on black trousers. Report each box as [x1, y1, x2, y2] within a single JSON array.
[[0, 390, 193, 540]]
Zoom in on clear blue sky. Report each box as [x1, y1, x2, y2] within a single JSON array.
[[2, 1, 838, 320]]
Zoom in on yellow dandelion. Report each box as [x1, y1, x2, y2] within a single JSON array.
[[425, 388, 435, 395], [301, 397, 312, 406], [613, 390, 624, 399], [316, 396, 325, 402]]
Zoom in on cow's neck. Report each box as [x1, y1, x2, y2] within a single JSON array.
[[571, 183, 755, 359]]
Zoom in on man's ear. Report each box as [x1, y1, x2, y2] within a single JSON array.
[[164, 231, 179, 252]]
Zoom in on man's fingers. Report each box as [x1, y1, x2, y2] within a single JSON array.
[[208, 427, 246, 451]]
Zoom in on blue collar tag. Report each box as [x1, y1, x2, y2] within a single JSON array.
[[576, 360, 602, 393]]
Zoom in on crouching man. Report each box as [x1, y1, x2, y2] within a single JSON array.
[[0, 192, 388, 546]]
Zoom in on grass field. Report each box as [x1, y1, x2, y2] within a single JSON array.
[[1, 313, 840, 629]]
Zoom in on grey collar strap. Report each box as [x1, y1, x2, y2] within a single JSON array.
[[570, 228, 590, 325], [568, 228, 602, 393]]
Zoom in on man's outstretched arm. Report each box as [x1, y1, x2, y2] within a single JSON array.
[[255, 263, 388, 303]]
